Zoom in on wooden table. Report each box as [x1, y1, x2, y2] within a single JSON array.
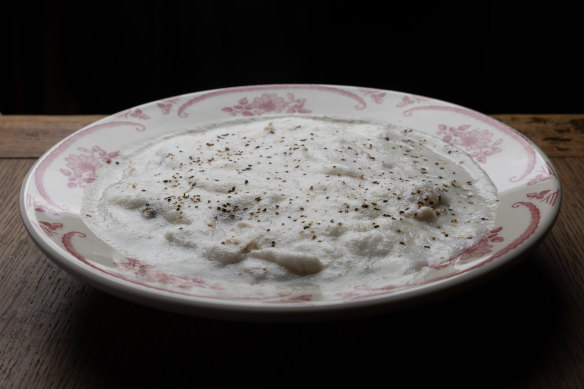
[[1, 115, 583, 388]]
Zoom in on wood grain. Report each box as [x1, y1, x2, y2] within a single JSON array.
[[0, 115, 105, 158], [1, 115, 583, 388], [492, 114, 584, 158]]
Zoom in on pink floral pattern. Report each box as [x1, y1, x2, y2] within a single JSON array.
[[427, 227, 504, 270], [396, 95, 427, 108], [59, 146, 119, 188], [360, 89, 386, 104], [222, 93, 311, 116], [59, 231, 318, 303], [117, 258, 224, 290], [156, 97, 179, 115], [114, 257, 314, 301], [527, 162, 558, 186], [38, 221, 64, 237], [22, 86, 558, 311], [26, 194, 59, 216], [457, 227, 504, 262], [527, 189, 559, 206], [178, 85, 368, 117], [117, 108, 150, 120], [437, 124, 503, 163]]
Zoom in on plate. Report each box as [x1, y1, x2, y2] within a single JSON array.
[[20, 84, 561, 321]]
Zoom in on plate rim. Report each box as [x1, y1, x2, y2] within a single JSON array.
[[19, 83, 562, 320]]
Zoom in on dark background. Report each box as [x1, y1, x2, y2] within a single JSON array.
[[2, 0, 582, 115]]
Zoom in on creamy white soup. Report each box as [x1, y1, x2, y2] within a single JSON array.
[[82, 116, 498, 297]]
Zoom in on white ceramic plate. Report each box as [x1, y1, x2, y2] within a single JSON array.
[[20, 84, 561, 321]]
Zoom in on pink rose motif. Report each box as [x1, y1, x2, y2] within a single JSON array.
[[60, 146, 119, 188], [456, 129, 493, 150], [285, 95, 311, 114], [222, 93, 311, 116], [64, 154, 99, 185], [437, 124, 503, 163], [252, 93, 287, 113]]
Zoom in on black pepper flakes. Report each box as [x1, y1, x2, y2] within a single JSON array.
[[141, 206, 157, 218]]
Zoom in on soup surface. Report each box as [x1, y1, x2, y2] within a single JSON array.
[[82, 116, 498, 297]]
